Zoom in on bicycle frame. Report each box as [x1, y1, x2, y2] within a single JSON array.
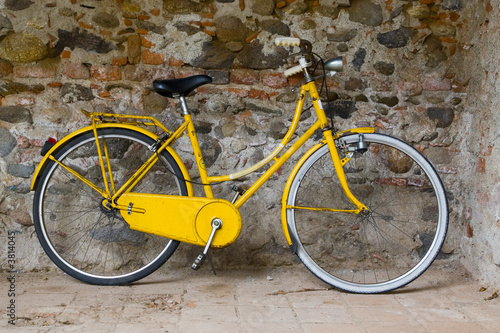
[[30, 79, 374, 249]]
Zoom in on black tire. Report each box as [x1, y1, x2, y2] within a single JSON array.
[[285, 133, 448, 293], [33, 127, 188, 285]]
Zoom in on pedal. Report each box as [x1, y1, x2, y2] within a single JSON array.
[[191, 219, 222, 270], [192, 253, 206, 270]]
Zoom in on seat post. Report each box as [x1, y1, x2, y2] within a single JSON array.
[[179, 96, 190, 116]]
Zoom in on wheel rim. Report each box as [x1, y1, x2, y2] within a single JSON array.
[[34, 129, 185, 283], [287, 134, 448, 293]]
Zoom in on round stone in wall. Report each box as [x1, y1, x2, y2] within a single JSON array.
[[349, 0, 383, 27], [215, 16, 248, 43], [0, 33, 48, 63], [92, 13, 120, 29], [5, 0, 33, 11]]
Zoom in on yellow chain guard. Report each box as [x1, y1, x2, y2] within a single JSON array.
[[116, 193, 242, 248]]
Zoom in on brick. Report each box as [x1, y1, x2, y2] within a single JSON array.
[[47, 82, 63, 88], [63, 62, 90, 79], [450, 12, 460, 22], [149, 67, 175, 81], [142, 49, 165, 65], [124, 19, 133, 26], [246, 30, 261, 44], [17, 136, 30, 149], [175, 68, 205, 79], [13, 62, 57, 78], [31, 137, 47, 147], [99, 91, 111, 98], [466, 222, 473, 238], [414, 144, 426, 153], [150, 8, 160, 16], [249, 89, 268, 100], [486, 1, 493, 12], [230, 69, 259, 85], [422, 78, 452, 91], [226, 87, 248, 98], [276, 1, 287, 8], [440, 37, 457, 43], [137, 29, 148, 35], [141, 36, 154, 48], [286, 74, 302, 87], [60, 50, 71, 59], [476, 157, 486, 173], [112, 57, 127, 66], [203, 28, 216, 37], [122, 65, 148, 81], [448, 43, 456, 56], [0, 60, 13, 76], [197, 86, 221, 95], [90, 65, 121, 81], [262, 72, 287, 88], [127, 34, 142, 64], [169, 57, 184, 66], [395, 80, 421, 93], [189, 21, 202, 27], [201, 21, 215, 27], [78, 21, 93, 29]]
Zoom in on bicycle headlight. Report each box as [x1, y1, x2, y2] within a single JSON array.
[[324, 56, 345, 73]]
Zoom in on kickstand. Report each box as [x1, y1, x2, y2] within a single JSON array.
[[207, 250, 217, 276]]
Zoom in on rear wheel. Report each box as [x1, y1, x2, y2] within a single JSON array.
[[33, 127, 188, 285], [285, 133, 448, 293]]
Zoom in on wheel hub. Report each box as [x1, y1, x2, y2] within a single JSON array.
[[100, 199, 119, 218]]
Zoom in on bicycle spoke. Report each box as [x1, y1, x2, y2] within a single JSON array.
[[33, 128, 186, 285], [286, 134, 447, 293]]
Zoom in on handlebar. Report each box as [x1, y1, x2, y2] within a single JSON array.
[[275, 37, 344, 78]]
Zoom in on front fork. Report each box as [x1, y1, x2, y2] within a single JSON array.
[[323, 130, 369, 214]]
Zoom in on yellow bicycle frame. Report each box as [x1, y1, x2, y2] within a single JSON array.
[[30, 80, 374, 249]]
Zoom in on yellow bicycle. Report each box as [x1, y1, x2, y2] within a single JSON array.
[[31, 38, 448, 293]]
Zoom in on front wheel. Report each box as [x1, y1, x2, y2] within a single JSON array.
[[285, 133, 448, 293], [33, 127, 188, 285]]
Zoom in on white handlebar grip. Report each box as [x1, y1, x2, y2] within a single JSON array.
[[284, 65, 303, 77], [275, 37, 301, 47]]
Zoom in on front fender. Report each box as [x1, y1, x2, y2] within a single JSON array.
[[30, 123, 194, 196], [281, 141, 326, 253], [280, 127, 375, 253]]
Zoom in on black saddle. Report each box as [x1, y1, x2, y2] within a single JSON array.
[[153, 75, 212, 98]]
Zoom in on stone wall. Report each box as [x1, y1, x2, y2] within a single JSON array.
[[455, 0, 500, 288], [0, 0, 496, 286]]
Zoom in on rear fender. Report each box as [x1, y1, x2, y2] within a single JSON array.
[[30, 124, 194, 196]]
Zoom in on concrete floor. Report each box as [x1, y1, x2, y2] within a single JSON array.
[[1, 263, 498, 332]]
